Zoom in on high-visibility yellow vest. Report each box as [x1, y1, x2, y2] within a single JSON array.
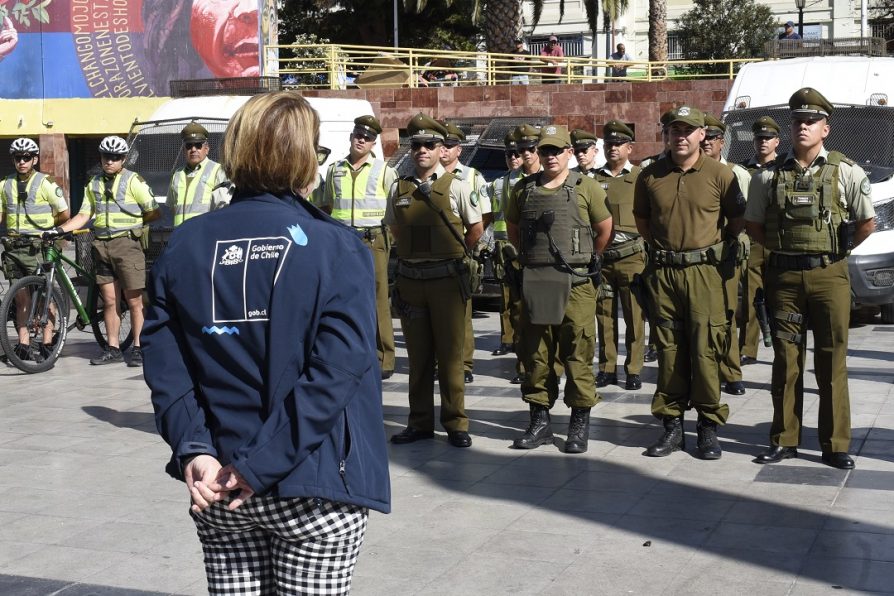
[[2, 172, 57, 234], [490, 170, 523, 239], [328, 158, 389, 227], [171, 159, 222, 226], [86, 170, 143, 238]]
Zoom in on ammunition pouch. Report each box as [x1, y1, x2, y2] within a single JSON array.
[[463, 255, 481, 302], [602, 237, 645, 263], [651, 241, 726, 267], [130, 226, 151, 251]]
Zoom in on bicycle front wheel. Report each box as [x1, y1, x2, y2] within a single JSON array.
[[89, 284, 134, 352], [0, 275, 68, 373]]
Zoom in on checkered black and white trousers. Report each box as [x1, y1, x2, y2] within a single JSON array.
[[190, 496, 369, 595]]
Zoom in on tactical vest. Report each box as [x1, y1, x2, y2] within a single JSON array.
[[87, 170, 143, 238], [490, 170, 522, 240], [329, 158, 389, 227], [517, 171, 594, 267], [2, 173, 56, 234], [393, 173, 465, 260], [596, 166, 641, 236], [765, 151, 849, 254], [172, 159, 222, 226], [740, 159, 761, 174]]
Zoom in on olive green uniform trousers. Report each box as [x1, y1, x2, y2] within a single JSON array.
[[396, 271, 468, 432], [596, 251, 647, 376], [463, 301, 474, 374], [646, 262, 731, 424], [739, 242, 769, 359], [718, 261, 743, 383], [362, 230, 395, 373], [519, 280, 598, 408], [765, 258, 851, 452]]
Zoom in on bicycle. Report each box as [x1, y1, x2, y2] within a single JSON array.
[[0, 232, 134, 373]]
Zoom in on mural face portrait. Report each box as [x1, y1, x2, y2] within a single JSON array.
[[190, 0, 260, 78]]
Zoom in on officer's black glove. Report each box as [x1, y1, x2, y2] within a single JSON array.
[[41, 227, 64, 240]]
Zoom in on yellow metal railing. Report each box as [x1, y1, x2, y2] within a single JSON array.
[[267, 43, 764, 89]]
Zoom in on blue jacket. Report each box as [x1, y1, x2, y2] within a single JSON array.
[[142, 191, 390, 514]]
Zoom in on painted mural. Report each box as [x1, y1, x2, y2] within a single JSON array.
[[0, 0, 269, 99]]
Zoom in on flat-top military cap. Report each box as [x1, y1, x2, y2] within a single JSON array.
[[704, 114, 726, 137], [514, 124, 541, 148], [354, 115, 382, 136], [752, 116, 780, 138], [603, 120, 634, 142], [181, 122, 209, 142], [571, 129, 598, 148], [789, 87, 833, 119], [442, 121, 466, 146], [538, 124, 571, 149], [407, 113, 448, 141], [504, 131, 518, 149], [664, 105, 705, 128]]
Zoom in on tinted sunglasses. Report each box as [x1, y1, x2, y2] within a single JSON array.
[[100, 153, 124, 161], [604, 141, 629, 148], [184, 142, 206, 150], [703, 135, 723, 142], [505, 150, 521, 158], [537, 146, 565, 157], [519, 146, 537, 154], [411, 141, 440, 151], [13, 154, 34, 162], [316, 146, 331, 166], [352, 132, 375, 142]]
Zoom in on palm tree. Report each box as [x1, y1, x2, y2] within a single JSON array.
[[648, 0, 667, 63]]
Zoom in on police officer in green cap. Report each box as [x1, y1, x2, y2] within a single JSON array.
[[634, 105, 746, 460], [747, 88, 876, 469], [700, 113, 752, 397], [593, 120, 646, 391], [385, 113, 483, 448], [507, 124, 613, 454], [321, 114, 399, 379], [738, 115, 781, 366], [515, 124, 543, 178], [440, 120, 492, 384], [166, 122, 230, 227], [571, 129, 600, 177]]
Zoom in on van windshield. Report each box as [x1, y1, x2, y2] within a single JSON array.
[[723, 105, 894, 184]]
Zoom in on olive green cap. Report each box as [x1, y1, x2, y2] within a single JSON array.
[[603, 120, 634, 143], [704, 114, 726, 137], [503, 131, 518, 149], [514, 123, 541, 148], [789, 87, 833, 119], [181, 122, 209, 142], [664, 105, 705, 128], [659, 110, 675, 126], [442, 121, 466, 146], [537, 124, 571, 149], [353, 115, 382, 136], [752, 116, 780, 138], [570, 129, 598, 148], [407, 112, 447, 141]]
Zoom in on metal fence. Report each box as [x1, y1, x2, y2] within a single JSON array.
[[764, 37, 886, 59]]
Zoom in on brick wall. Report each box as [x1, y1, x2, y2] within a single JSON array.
[[302, 79, 735, 161]]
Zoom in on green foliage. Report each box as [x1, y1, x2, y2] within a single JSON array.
[[284, 33, 349, 87], [675, 0, 775, 74], [1, 0, 53, 28]]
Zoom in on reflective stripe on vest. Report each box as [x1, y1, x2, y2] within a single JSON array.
[[4, 173, 56, 233], [172, 160, 221, 226], [330, 159, 388, 227], [89, 170, 142, 237]]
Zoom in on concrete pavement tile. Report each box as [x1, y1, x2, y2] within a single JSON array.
[[823, 507, 894, 534], [705, 522, 818, 554], [2, 514, 102, 546], [723, 499, 830, 529], [483, 460, 585, 488], [350, 573, 419, 596], [79, 553, 206, 594], [505, 507, 619, 536], [608, 514, 717, 550], [628, 494, 735, 521], [0, 542, 44, 567], [660, 576, 795, 596], [430, 553, 562, 595], [563, 469, 660, 493], [349, 546, 466, 583], [810, 529, 894, 561], [675, 547, 806, 584], [793, 556, 894, 593], [0, 545, 133, 583], [539, 488, 642, 515], [834, 487, 894, 511], [59, 521, 175, 554]]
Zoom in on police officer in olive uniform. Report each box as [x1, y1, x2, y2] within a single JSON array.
[[0, 138, 70, 361], [701, 114, 752, 397], [440, 120, 492, 384], [739, 116, 781, 365], [748, 88, 875, 469], [321, 115, 398, 379], [57, 136, 161, 367], [166, 123, 231, 227], [507, 125, 613, 454], [633, 106, 746, 460], [571, 129, 600, 177], [593, 121, 646, 391], [385, 113, 483, 448]]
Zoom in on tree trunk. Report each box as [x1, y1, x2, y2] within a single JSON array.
[[484, 0, 523, 54], [648, 0, 667, 62]]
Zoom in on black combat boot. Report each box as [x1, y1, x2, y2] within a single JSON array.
[[645, 415, 684, 457], [564, 407, 591, 454], [696, 416, 722, 460], [512, 404, 554, 449]]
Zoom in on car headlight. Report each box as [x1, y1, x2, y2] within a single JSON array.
[[875, 197, 894, 232]]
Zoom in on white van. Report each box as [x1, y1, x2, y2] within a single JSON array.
[[722, 56, 894, 322]]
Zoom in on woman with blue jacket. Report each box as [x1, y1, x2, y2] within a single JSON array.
[[142, 91, 390, 595]]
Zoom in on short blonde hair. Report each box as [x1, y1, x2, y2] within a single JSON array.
[[221, 91, 319, 195]]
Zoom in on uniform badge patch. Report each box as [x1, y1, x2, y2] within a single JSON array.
[[55, 187, 63, 197], [860, 177, 871, 196], [470, 190, 479, 207], [678, 107, 690, 116]]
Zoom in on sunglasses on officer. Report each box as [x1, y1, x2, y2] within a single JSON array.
[[351, 131, 375, 143], [537, 146, 566, 157], [411, 140, 441, 151], [316, 146, 331, 166], [505, 150, 521, 158], [184, 142, 206, 150], [100, 153, 125, 162], [13, 154, 34, 162]]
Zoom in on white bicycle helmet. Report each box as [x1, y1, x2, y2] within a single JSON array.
[[98, 136, 129, 155], [9, 138, 39, 155]]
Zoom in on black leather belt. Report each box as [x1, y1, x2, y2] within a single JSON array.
[[768, 253, 845, 271]]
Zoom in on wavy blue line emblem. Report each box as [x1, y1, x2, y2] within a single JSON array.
[[287, 223, 308, 246], [202, 326, 240, 335]]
